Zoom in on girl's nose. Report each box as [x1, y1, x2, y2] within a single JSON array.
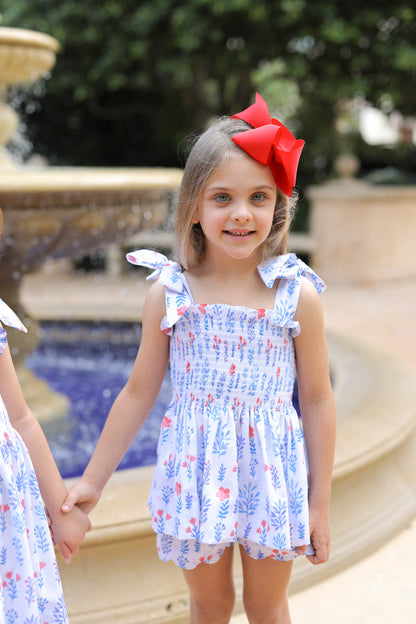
[[231, 201, 251, 221]]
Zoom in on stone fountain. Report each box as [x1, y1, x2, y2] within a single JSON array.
[[0, 26, 182, 420], [0, 27, 59, 168]]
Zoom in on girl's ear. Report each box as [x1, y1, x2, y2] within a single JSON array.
[[192, 208, 200, 224]]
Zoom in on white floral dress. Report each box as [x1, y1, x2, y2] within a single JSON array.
[[127, 250, 326, 569], [0, 299, 69, 624]]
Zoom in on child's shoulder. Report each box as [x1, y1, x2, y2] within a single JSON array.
[[140, 281, 172, 338], [144, 281, 167, 314], [298, 275, 322, 302], [294, 276, 324, 325]]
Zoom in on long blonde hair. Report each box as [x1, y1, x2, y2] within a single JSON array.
[[175, 117, 297, 270]]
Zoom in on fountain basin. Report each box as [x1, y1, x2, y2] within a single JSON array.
[[0, 166, 183, 195], [0, 26, 59, 166], [0, 26, 58, 82], [0, 166, 182, 422], [0, 167, 182, 278], [56, 331, 416, 623]]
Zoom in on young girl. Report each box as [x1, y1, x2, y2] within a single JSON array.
[[0, 212, 91, 623], [63, 94, 336, 624]]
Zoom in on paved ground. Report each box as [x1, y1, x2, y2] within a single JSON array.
[[231, 515, 416, 624], [22, 269, 416, 624]]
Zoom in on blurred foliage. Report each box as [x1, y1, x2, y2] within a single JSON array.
[[1, 0, 415, 228]]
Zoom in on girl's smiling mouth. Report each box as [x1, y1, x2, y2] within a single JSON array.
[[224, 229, 254, 237]]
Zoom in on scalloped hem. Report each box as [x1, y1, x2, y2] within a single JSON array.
[[156, 534, 314, 569]]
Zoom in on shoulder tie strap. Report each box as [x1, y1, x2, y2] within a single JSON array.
[[258, 254, 326, 335], [126, 249, 184, 292], [126, 249, 193, 334]]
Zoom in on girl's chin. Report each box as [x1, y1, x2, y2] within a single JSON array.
[[222, 248, 263, 262]]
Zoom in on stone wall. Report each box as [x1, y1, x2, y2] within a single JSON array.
[[308, 179, 416, 285]]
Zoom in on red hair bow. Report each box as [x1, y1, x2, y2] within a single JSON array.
[[231, 93, 304, 197]]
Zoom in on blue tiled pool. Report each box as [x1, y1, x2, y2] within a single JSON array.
[[26, 322, 170, 478]]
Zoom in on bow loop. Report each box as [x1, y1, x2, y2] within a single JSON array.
[[0, 299, 27, 333], [232, 125, 281, 167], [126, 250, 184, 294], [231, 93, 304, 197], [232, 93, 274, 128], [258, 253, 299, 288]]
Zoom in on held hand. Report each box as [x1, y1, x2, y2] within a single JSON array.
[[50, 504, 92, 564], [306, 504, 331, 565], [62, 478, 101, 515]]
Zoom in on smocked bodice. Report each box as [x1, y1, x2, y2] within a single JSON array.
[[169, 304, 296, 413]]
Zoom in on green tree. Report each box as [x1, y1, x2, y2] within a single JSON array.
[[2, 0, 415, 184]]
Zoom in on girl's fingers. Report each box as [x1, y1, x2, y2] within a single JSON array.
[[61, 489, 81, 513], [306, 543, 329, 565], [59, 543, 72, 565], [44, 506, 52, 526]]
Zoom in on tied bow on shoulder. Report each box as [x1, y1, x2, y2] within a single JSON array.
[[126, 250, 184, 293], [258, 253, 301, 289], [231, 93, 305, 197], [258, 253, 326, 293]]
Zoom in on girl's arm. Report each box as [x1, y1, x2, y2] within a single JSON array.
[[294, 278, 336, 565], [62, 282, 170, 514], [0, 342, 91, 563]]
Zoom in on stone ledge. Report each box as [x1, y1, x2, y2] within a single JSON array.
[[331, 333, 416, 478], [309, 180, 416, 284]]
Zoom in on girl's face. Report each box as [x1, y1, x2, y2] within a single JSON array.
[[194, 154, 277, 264]]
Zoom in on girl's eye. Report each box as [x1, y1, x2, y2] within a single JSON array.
[[214, 193, 230, 202], [251, 192, 267, 201]]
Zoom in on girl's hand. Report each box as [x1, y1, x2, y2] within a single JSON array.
[[50, 505, 91, 564], [62, 478, 101, 515], [306, 503, 331, 565]]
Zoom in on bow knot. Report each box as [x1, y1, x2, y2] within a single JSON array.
[[126, 250, 184, 293], [231, 93, 304, 197]]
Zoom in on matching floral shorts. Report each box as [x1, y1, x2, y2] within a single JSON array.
[[156, 534, 314, 570]]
